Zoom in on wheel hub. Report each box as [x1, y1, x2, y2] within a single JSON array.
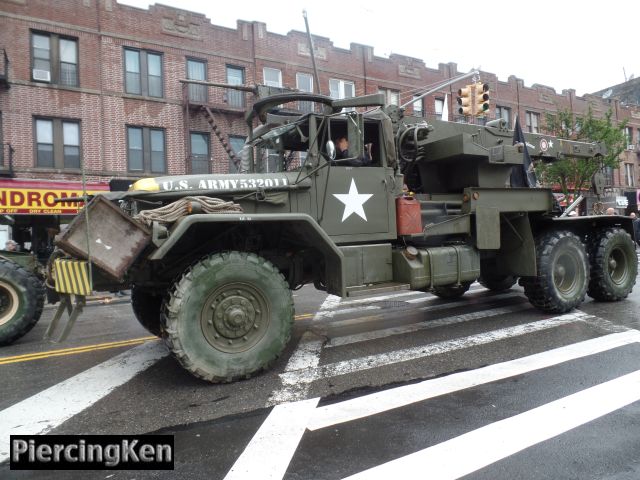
[[553, 252, 579, 295], [608, 248, 628, 285], [213, 295, 256, 338], [0, 281, 19, 327], [201, 283, 269, 353]]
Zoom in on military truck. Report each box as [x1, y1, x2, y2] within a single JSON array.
[[44, 90, 637, 382]]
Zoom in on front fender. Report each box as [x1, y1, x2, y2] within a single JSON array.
[[148, 213, 346, 297]]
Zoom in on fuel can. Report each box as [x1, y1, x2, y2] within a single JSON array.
[[396, 195, 422, 235]]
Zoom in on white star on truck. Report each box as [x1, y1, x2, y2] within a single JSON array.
[[333, 178, 373, 222]]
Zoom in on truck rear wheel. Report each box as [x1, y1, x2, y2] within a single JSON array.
[[0, 258, 45, 345], [432, 282, 471, 299], [161, 251, 294, 383], [479, 275, 517, 292], [131, 286, 163, 337], [587, 228, 637, 301], [522, 230, 588, 313]]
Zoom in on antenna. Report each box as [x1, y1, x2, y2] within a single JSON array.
[[302, 10, 321, 96]]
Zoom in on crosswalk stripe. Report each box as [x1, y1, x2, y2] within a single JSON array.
[[267, 295, 339, 406], [224, 398, 319, 480], [308, 330, 640, 431], [0, 342, 168, 463], [321, 291, 521, 331], [326, 303, 532, 348], [343, 368, 640, 480], [279, 312, 591, 387]]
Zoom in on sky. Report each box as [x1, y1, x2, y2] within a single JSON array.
[[119, 0, 638, 97]]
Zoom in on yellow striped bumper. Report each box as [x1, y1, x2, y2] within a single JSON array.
[[53, 259, 92, 296]]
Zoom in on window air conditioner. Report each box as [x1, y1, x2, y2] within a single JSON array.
[[32, 69, 51, 82]]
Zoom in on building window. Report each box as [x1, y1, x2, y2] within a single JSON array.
[[263, 67, 282, 87], [229, 136, 246, 173], [604, 166, 614, 186], [434, 98, 444, 116], [190, 132, 210, 174], [329, 79, 355, 100], [625, 163, 635, 187], [625, 127, 634, 148], [412, 95, 423, 117], [34, 118, 81, 169], [226, 66, 245, 108], [187, 59, 207, 103], [296, 72, 314, 113], [127, 126, 166, 173], [496, 106, 511, 125], [378, 88, 399, 106], [525, 111, 540, 133], [124, 48, 163, 98], [31, 32, 78, 87]]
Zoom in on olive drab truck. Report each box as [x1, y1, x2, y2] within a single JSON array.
[[42, 80, 637, 383]]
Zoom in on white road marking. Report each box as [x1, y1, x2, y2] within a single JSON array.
[[224, 397, 319, 480], [267, 295, 339, 405], [579, 311, 632, 333], [309, 330, 640, 430], [327, 304, 532, 348], [0, 341, 167, 462], [280, 312, 590, 386], [323, 292, 521, 331], [338, 290, 424, 307], [343, 368, 640, 480]]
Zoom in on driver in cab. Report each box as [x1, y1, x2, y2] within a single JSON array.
[[333, 136, 373, 167]]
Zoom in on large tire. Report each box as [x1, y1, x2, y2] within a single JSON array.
[[161, 251, 294, 383], [479, 275, 517, 292], [0, 258, 45, 345], [587, 228, 637, 301], [131, 286, 163, 337], [432, 282, 471, 299], [522, 230, 589, 313]]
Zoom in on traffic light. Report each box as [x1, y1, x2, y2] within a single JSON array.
[[475, 82, 490, 115], [457, 85, 473, 116]]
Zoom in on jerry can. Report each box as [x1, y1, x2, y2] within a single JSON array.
[[396, 195, 422, 235]]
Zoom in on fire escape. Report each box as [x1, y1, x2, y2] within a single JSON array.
[[181, 79, 255, 174], [0, 48, 14, 177]]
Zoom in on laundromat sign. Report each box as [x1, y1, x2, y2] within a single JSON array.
[[0, 179, 110, 214]]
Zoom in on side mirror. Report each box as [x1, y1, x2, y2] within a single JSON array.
[[326, 140, 336, 161]]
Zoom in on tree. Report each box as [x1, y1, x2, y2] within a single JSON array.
[[536, 106, 627, 200]]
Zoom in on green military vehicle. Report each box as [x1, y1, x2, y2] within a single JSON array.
[[44, 89, 637, 382]]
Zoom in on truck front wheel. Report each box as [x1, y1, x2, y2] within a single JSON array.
[[522, 230, 588, 313], [161, 251, 294, 383], [0, 258, 45, 345], [587, 228, 637, 301], [131, 286, 163, 337]]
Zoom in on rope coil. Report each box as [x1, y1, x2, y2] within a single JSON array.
[[134, 196, 243, 225]]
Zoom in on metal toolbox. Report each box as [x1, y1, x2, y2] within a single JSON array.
[[55, 195, 151, 282]]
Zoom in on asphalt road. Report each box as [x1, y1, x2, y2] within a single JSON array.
[[1, 271, 640, 479]]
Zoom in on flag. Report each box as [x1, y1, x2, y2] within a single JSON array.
[[509, 116, 538, 188], [441, 93, 449, 121]]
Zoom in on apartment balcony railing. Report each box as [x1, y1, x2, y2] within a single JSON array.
[[181, 80, 249, 113], [186, 154, 211, 175]]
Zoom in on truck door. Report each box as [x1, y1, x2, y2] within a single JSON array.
[[317, 117, 397, 242]]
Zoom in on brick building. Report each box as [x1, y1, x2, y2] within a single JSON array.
[[0, 0, 639, 215]]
